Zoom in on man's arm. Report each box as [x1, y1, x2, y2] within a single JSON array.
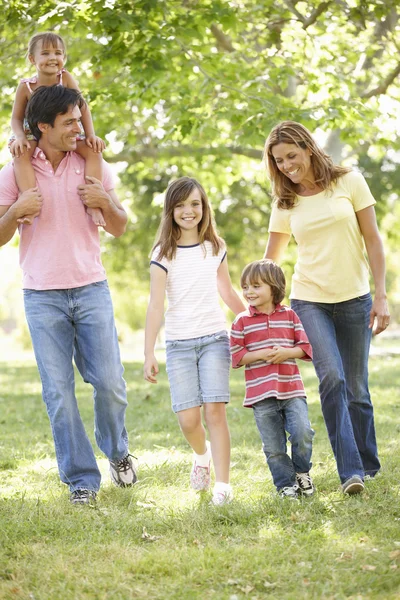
[[0, 188, 43, 246], [77, 176, 127, 237]]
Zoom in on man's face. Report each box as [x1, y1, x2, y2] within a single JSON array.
[[41, 105, 82, 152]]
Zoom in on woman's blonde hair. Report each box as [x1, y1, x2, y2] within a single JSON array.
[[263, 121, 350, 209], [28, 32, 66, 58], [151, 176, 223, 261], [240, 259, 286, 305]]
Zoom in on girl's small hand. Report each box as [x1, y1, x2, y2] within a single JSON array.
[[144, 356, 159, 384], [10, 138, 31, 159], [85, 134, 106, 153]]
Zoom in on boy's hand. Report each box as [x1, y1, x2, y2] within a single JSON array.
[[268, 346, 291, 364], [85, 134, 106, 153], [10, 137, 31, 158], [144, 355, 159, 384]]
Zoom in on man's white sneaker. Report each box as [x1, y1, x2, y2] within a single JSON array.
[[279, 484, 299, 499], [296, 472, 315, 496], [109, 454, 138, 487]]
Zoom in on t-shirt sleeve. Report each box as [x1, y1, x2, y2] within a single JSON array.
[[230, 315, 248, 369], [150, 248, 170, 273], [291, 309, 313, 361], [102, 160, 114, 192], [268, 201, 292, 235], [345, 171, 376, 212], [0, 163, 19, 206]]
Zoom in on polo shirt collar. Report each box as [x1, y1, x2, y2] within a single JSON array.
[[249, 303, 284, 317]]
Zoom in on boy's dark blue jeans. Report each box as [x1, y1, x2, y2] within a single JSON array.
[[253, 397, 314, 491]]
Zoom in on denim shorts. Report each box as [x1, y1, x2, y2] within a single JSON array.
[[166, 330, 230, 413]]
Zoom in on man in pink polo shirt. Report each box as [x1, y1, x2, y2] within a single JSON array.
[[0, 86, 137, 505]]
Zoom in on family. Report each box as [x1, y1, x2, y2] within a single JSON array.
[[0, 33, 390, 505]]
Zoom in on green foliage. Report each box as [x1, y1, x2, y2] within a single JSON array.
[[1, 348, 400, 598], [1, 1, 400, 323]]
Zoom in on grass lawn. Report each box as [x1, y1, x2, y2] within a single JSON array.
[[1, 349, 400, 599]]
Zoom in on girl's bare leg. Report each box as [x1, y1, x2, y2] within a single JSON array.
[[76, 141, 106, 227], [203, 403, 230, 484], [177, 407, 207, 455], [14, 142, 37, 224]]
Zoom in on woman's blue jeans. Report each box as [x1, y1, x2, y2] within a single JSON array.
[[23, 281, 129, 493], [291, 294, 380, 483]]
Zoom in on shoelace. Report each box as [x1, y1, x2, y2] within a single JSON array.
[[72, 489, 92, 500], [114, 455, 135, 473]]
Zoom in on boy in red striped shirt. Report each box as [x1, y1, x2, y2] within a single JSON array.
[[230, 259, 315, 499]]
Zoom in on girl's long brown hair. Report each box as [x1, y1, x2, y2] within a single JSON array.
[[151, 177, 223, 261], [263, 121, 351, 209]]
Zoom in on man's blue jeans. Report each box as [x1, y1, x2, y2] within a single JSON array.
[[253, 397, 314, 491], [291, 294, 380, 483], [23, 281, 129, 492]]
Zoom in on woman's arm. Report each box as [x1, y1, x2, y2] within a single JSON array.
[[356, 205, 390, 335], [144, 264, 167, 383], [217, 256, 246, 315], [264, 232, 291, 263]]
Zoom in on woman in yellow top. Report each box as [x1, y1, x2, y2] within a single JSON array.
[[264, 121, 390, 495]]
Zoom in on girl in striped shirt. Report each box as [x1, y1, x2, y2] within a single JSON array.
[[144, 176, 245, 505]]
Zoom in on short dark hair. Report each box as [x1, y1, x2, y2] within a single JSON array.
[[240, 259, 286, 305], [26, 85, 84, 140]]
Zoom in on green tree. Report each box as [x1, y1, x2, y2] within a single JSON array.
[[1, 1, 400, 327]]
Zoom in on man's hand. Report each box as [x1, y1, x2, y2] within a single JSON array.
[[10, 137, 31, 159], [85, 134, 106, 153], [77, 176, 110, 211], [14, 187, 43, 221]]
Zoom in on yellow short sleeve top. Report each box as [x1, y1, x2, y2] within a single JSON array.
[[268, 171, 376, 303]]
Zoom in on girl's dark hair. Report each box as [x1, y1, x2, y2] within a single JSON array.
[[28, 32, 66, 57], [26, 86, 84, 140], [263, 120, 351, 209], [152, 176, 223, 261], [240, 259, 286, 305]]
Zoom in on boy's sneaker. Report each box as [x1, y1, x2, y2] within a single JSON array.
[[211, 488, 233, 506], [296, 472, 315, 496], [279, 484, 300, 500], [342, 475, 364, 495], [109, 454, 138, 487], [70, 489, 97, 505]]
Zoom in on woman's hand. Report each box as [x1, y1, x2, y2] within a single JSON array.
[[370, 296, 390, 335]]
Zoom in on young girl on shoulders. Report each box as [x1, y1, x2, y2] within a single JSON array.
[[10, 31, 105, 226], [144, 176, 245, 505]]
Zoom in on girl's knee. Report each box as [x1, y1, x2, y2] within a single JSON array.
[[178, 408, 202, 434], [204, 403, 227, 427]]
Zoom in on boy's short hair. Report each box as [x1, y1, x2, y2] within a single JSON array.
[[240, 259, 286, 304]]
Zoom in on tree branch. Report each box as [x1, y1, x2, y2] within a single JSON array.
[[105, 145, 262, 163], [361, 61, 400, 98], [283, 0, 334, 29], [210, 24, 235, 52]]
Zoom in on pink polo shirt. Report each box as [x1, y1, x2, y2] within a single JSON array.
[[0, 148, 113, 290]]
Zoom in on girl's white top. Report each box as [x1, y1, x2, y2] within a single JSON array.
[[151, 241, 227, 340]]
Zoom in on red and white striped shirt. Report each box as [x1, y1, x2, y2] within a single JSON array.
[[230, 304, 312, 407]]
